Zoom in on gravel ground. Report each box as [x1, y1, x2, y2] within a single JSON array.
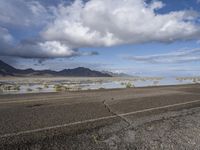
[[2, 107, 200, 150]]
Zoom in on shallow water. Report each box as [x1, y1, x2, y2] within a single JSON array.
[[0, 77, 199, 95], [83, 77, 194, 90]]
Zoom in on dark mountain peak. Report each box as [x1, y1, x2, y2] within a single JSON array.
[[75, 67, 88, 69], [24, 68, 34, 71], [73, 67, 91, 71], [0, 60, 18, 76], [58, 67, 111, 77], [0, 60, 5, 64], [0, 60, 15, 70], [61, 67, 91, 72], [102, 71, 133, 77]]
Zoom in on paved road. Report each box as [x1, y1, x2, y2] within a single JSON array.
[[0, 84, 200, 149]]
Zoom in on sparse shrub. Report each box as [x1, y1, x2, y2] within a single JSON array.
[[193, 78, 198, 84], [54, 84, 68, 92], [13, 85, 20, 91], [37, 87, 43, 90], [54, 85, 62, 92], [126, 82, 132, 88], [121, 82, 125, 86], [4, 85, 13, 91], [27, 88, 32, 92], [43, 83, 49, 88], [153, 81, 159, 86]]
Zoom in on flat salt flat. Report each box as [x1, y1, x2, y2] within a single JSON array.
[[0, 76, 199, 94]]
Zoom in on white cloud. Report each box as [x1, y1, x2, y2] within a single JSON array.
[[0, 27, 14, 43], [0, 27, 14, 53], [197, 0, 200, 4], [37, 41, 77, 57], [0, 39, 99, 58], [0, 25, 76, 58], [1, 0, 200, 59], [124, 48, 200, 63], [0, 0, 99, 59], [149, 1, 165, 10], [0, 0, 52, 27], [42, 0, 200, 50]]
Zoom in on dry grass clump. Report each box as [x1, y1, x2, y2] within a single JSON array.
[[0, 84, 20, 91], [54, 84, 70, 92], [176, 77, 200, 84], [27, 88, 33, 92], [37, 87, 43, 91], [43, 83, 49, 88], [125, 82, 134, 88]]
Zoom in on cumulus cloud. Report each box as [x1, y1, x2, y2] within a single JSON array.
[[0, 27, 14, 54], [0, 26, 98, 58], [0, 38, 98, 58], [16, 41, 79, 58], [0, 0, 53, 27], [0, 0, 99, 59], [124, 48, 200, 63], [0, 28, 71, 58], [0, 27, 14, 43], [42, 0, 200, 49], [1, 0, 200, 59]]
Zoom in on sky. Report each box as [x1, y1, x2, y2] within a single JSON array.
[[0, 0, 200, 76]]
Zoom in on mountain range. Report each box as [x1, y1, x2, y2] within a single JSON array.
[[102, 71, 133, 77], [0, 60, 112, 77]]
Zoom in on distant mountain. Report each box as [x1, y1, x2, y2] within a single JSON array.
[[58, 67, 111, 77], [0, 60, 18, 76], [0, 60, 112, 77], [102, 71, 132, 77]]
